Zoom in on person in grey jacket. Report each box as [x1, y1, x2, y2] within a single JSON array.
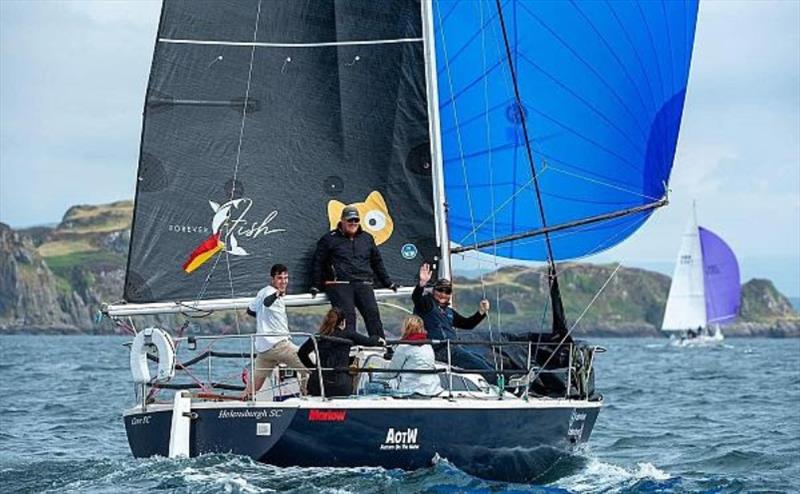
[[388, 315, 443, 396]]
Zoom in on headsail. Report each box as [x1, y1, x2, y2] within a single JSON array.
[[661, 216, 706, 331], [124, 0, 439, 304], [698, 227, 740, 325], [434, 0, 698, 260]]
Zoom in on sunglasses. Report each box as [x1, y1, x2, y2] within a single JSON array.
[[346, 218, 360, 224], [434, 287, 452, 294]]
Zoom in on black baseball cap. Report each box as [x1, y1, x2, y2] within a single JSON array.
[[433, 278, 452, 292], [341, 206, 360, 221]]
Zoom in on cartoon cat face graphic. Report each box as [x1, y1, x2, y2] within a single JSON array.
[[328, 191, 394, 245]]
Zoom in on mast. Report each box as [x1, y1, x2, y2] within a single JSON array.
[[421, 0, 451, 281]]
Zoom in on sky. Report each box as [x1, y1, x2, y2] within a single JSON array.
[[0, 0, 798, 296]]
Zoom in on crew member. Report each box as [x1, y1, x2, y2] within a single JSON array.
[[297, 307, 384, 397], [412, 262, 497, 384], [244, 263, 308, 398], [311, 205, 397, 339]]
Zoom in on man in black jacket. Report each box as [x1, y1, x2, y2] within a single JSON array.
[[412, 262, 497, 384], [311, 206, 397, 338]]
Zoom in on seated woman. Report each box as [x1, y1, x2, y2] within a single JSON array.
[[298, 307, 383, 397], [388, 315, 443, 396]]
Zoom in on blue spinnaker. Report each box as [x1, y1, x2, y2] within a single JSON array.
[[435, 0, 698, 260], [699, 227, 741, 325]]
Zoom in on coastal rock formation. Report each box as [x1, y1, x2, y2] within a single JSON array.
[[0, 202, 131, 332], [0, 222, 86, 330], [453, 265, 799, 337]]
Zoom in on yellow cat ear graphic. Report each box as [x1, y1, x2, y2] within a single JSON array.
[[327, 200, 346, 230], [361, 191, 394, 246], [365, 190, 388, 210]]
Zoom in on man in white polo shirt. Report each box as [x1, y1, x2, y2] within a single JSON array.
[[245, 263, 308, 398]]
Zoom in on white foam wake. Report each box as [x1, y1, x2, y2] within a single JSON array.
[[553, 458, 670, 493]]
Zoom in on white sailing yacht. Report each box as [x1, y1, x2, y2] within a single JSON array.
[[662, 205, 741, 346]]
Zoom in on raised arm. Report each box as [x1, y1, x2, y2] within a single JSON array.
[[453, 299, 489, 329], [412, 263, 434, 314], [263, 292, 278, 307], [452, 309, 486, 330]]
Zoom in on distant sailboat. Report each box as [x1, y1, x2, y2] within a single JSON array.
[[662, 205, 741, 346]]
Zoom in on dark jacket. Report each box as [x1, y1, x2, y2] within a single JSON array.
[[311, 227, 392, 289], [412, 285, 485, 340], [298, 329, 380, 397]]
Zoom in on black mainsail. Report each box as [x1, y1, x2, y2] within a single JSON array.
[[125, 0, 440, 305]]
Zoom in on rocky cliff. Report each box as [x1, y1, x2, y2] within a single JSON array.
[[0, 202, 130, 332], [1, 201, 798, 336]]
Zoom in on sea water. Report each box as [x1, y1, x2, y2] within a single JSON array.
[[0, 335, 797, 493]]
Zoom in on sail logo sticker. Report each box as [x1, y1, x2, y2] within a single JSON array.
[[328, 191, 394, 245], [380, 427, 419, 450], [401, 244, 418, 260], [182, 198, 286, 274]]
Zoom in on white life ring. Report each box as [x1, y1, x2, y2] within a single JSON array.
[[130, 327, 176, 384]]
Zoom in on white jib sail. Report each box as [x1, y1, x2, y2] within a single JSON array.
[[661, 211, 707, 331]]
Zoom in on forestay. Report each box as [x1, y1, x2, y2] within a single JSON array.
[[125, 0, 439, 304], [434, 0, 698, 260]]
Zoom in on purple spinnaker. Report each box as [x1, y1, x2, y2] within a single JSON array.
[[699, 227, 741, 325]]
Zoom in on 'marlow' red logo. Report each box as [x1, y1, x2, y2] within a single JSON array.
[[308, 409, 347, 422]]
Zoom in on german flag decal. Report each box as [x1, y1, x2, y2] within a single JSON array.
[[182, 233, 224, 273]]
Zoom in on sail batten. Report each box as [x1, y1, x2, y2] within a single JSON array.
[[158, 37, 424, 48]]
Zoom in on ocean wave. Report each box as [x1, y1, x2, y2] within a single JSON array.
[[608, 432, 678, 449], [553, 459, 672, 493]]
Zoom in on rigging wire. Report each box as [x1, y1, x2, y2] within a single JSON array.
[[188, 0, 264, 366], [435, 0, 488, 314], [529, 262, 623, 386], [477, 0, 502, 367], [494, 0, 556, 270]]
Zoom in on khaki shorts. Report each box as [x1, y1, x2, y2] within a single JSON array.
[[253, 340, 309, 392]]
